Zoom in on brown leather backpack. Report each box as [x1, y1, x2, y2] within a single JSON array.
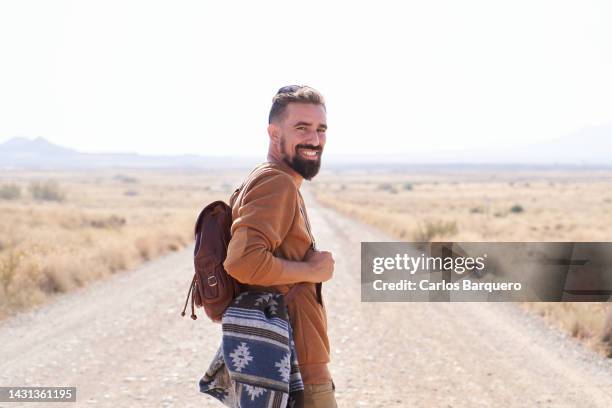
[[181, 165, 268, 322], [180, 199, 241, 322]]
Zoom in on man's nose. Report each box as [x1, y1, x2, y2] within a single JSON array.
[[303, 129, 321, 146]]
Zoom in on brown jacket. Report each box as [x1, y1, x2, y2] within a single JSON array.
[[223, 161, 331, 384]]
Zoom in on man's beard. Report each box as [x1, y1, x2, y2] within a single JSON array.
[[280, 138, 322, 180]]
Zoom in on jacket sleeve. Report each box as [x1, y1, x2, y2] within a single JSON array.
[[223, 172, 298, 285]]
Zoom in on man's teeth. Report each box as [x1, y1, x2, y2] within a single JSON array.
[[301, 150, 318, 156]]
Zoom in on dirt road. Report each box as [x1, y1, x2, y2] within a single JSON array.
[[1, 191, 611, 407]]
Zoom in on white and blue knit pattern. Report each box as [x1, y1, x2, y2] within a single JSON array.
[[199, 291, 304, 408]]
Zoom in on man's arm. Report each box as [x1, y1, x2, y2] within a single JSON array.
[[223, 172, 325, 286], [279, 249, 334, 283]]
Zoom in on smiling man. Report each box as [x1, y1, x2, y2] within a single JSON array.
[[223, 85, 337, 407]]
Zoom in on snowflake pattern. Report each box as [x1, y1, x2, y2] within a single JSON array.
[[202, 291, 304, 407], [243, 384, 266, 401], [254, 293, 273, 304], [255, 294, 278, 315], [275, 353, 291, 383], [229, 342, 253, 372]]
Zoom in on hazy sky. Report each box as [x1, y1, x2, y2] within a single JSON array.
[[1, 0, 611, 157]]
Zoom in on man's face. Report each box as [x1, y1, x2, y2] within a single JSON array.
[[276, 103, 327, 180]]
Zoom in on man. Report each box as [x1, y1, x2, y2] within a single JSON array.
[[223, 85, 337, 407]]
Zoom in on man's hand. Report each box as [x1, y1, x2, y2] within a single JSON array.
[[304, 248, 335, 282], [270, 248, 335, 285]]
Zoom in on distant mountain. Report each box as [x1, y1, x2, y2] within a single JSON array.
[[0, 136, 77, 155], [326, 123, 612, 168], [1, 124, 610, 170], [0, 137, 259, 169], [509, 125, 612, 165]]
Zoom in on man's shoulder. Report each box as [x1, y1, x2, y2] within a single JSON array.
[[230, 163, 297, 210], [247, 162, 297, 191]]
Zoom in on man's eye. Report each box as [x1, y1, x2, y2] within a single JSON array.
[[318, 129, 326, 133], [296, 127, 306, 131]]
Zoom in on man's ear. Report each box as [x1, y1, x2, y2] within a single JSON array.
[[267, 123, 280, 145]]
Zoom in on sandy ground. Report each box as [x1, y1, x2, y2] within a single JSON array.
[[1, 190, 611, 407]]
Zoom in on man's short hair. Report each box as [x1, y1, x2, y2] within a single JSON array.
[[268, 85, 326, 124]]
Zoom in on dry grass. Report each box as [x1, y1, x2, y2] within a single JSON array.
[[521, 302, 612, 356], [0, 168, 243, 319], [312, 166, 612, 357], [313, 168, 612, 241]]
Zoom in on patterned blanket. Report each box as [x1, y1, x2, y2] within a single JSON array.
[[199, 291, 304, 407]]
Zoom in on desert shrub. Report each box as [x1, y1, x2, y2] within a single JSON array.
[[571, 319, 592, 340], [114, 174, 138, 183], [0, 248, 22, 293], [135, 236, 155, 261], [40, 257, 76, 293], [124, 190, 139, 196], [377, 183, 398, 194], [39, 252, 105, 293], [402, 182, 413, 191], [510, 204, 524, 213], [85, 215, 126, 229], [158, 233, 186, 252], [470, 206, 484, 214], [0, 184, 21, 200], [96, 245, 131, 274], [29, 180, 66, 202], [412, 220, 458, 242], [603, 312, 612, 358]]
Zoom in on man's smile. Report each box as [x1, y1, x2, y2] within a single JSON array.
[[297, 147, 321, 161]]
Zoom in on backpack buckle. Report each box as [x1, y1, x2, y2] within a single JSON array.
[[208, 275, 218, 287]]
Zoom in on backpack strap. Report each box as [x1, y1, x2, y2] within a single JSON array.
[[229, 163, 284, 209], [297, 191, 323, 305], [297, 190, 316, 251]]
